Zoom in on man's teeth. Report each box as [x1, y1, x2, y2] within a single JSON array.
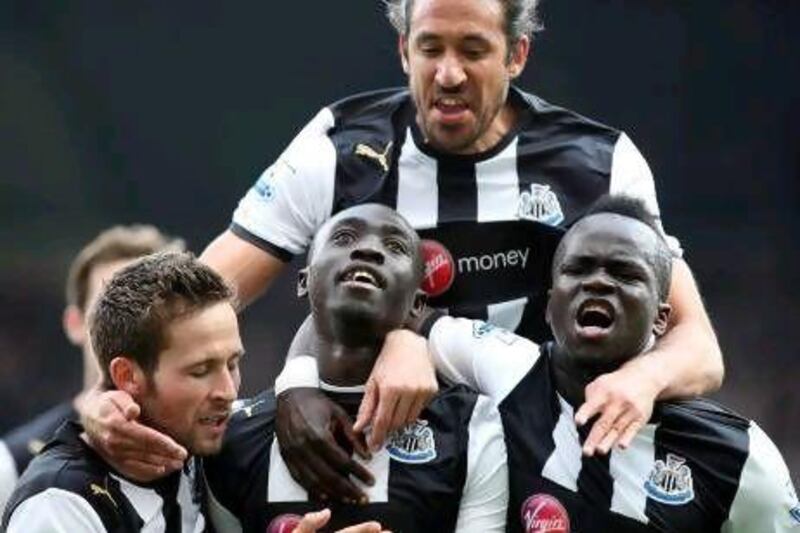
[[345, 269, 378, 286], [200, 415, 227, 424], [438, 98, 465, 108]]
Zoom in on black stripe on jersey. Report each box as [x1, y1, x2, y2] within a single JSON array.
[[498, 354, 562, 533], [328, 88, 410, 214], [576, 424, 614, 509], [645, 399, 750, 532], [515, 92, 618, 228], [230, 222, 294, 262], [437, 158, 478, 223]]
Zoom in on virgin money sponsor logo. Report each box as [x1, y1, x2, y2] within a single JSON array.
[[521, 494, 570, 533], [421, 239, 455, 297], [457, 248, 530, 274], [266, 514, 303, 533]]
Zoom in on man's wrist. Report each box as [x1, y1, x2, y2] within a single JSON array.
[[275, 355, 320, 395], [630, 351, 670, 398]]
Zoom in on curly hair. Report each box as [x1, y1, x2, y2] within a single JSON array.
[[385, 0, 543, 44]]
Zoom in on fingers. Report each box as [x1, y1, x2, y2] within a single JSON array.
[[616, 414, 643, 451], [293, 508, 331, 533], [353, 381, 377, 433], [107, 391, 141, 421], [574, 394, 603, 427], [388, 393, 415, 435], [367, 387, 398, 452], [334, 410, 372, 464], [337, 521, 385, 533], [581, 403, 623, 457]]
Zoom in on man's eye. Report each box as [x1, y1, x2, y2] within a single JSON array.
[[385, 238, 408, 254], [462, 48, 486, 60], [332, 230, 356, 246], [419, 45, 441, 57], [189, 366, 210, 378]]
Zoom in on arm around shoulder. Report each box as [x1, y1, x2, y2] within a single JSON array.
[[643, 258, 724, 400]]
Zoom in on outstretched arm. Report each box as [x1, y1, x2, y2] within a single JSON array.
[[576, 258, 723, 455]]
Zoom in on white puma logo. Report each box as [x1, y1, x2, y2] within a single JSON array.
[[355, 141, 393, 173]]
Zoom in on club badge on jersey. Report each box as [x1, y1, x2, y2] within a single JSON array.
[[520, 493, 571, 533], [386, 420, 437, 464], [518, 184, 565, 226], [644, 453, 695, 505]]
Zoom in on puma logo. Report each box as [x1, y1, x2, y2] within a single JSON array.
[[355, 141, 393, 173], [90, 482, 118, 508]]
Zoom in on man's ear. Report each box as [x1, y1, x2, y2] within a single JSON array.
[[398, 34, 410, 74], [652, 302, 672, 337], [63, 305, 86, 347], [507, 35, 530, 79], [409, 289, 428, 318], [297, 267, 310, 298], [108, 356, 146, 397]]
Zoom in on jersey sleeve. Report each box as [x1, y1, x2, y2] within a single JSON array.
[[5, 488, 107, 533], [722, 422, 800, 532], [428, 316, 540, 403], [609, 132, 683, 257], [230, 107, 337, 260], [455, 395, 508, 532]]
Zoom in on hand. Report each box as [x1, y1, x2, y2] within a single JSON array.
[[80, 389, 187, 481], [353, 330, 437, 451], [292, 508, 388, 533], [575, 355, 662, 456], [276, 388, 374, 503]]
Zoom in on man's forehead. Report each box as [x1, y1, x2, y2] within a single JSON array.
[[563, 214, 658, 257]]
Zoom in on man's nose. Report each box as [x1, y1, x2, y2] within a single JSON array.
[[350, 236, 384, 265], [581, 271, 614, 293], [214, 367, 238, 403], [435, 54, 467, 89]]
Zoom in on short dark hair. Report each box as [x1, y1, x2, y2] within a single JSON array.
[[386, 0, 544, 45], [90, 252, 233, 386], [66, 225, 185, 311], [572, 194, 673, 301]]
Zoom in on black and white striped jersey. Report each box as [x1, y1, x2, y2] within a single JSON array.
[[204, 384, 507, 532], [426, 316, 800, 533], [2, 422, 208, 532], [230, 87, 680, 343], [0, 400, 76, 512]]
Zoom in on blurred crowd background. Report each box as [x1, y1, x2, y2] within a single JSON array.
[[1, 1, 797, 481]]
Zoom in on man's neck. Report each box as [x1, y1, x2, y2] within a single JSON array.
[[315, 332, 383, 387]]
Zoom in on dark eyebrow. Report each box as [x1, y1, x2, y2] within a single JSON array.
[[381, 223, 412, 240]]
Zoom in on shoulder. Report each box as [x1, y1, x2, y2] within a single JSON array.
[[2, 402, 77, 467], [326, 87, 410, 127], [5, 436, 121, 529], [514, 87, 621, 146]]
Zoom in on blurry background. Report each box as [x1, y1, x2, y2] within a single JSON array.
[[1, 0, 798, 480]]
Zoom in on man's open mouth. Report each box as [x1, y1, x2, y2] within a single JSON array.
[[199, 413, 229, 429], [576, 299, 615, 332], [337, 264, 386, 290]]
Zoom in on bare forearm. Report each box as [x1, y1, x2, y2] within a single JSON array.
[[643, 258, 724, 399]]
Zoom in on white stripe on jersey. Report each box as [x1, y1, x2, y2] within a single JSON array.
[[0, 440, 18, 514], [6, 487, 106, 532], [475, 137, 520, 222], [610, 132, 682, 257], [609, 424, 657, 523], [722, 422, 799, 533], [111, 469, 204, 532], [267, 438, 391, 504], [487, 297, 528, 334], [396, 128, 438, 229], [455, 395, 508, 532], [541, 395, 582, 492], [267, 439, 308, 502]]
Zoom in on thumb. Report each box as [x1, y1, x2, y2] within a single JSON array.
[[293, 508, 331, 533]]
